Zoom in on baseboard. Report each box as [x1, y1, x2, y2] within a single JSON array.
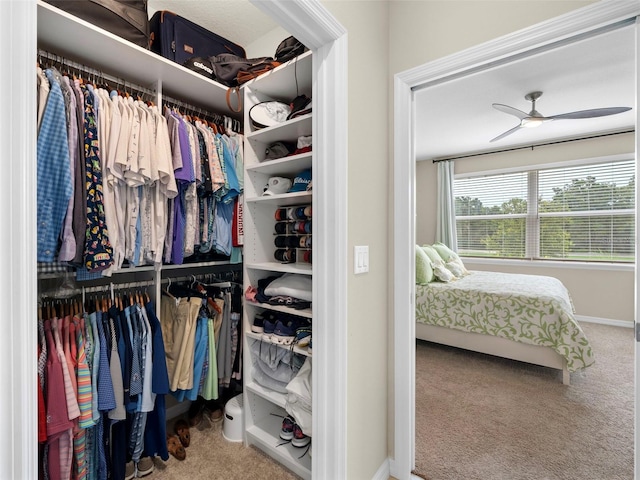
[[372, 458, 390, 480], [575, 315, 633, 328], [166, 400, 191, 420]]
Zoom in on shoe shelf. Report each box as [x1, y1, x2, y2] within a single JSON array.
[[245, 381, 288, 408], [246, 332, 311, 357], [245, 301, 313, 319], [245, 410, 312, 480], [243, 49, 313, 480]]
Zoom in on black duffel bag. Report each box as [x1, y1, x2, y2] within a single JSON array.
[[43, 0, 150, 49], [210, 53, 280, 87]]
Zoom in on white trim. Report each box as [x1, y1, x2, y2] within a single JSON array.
[[634, 15, 640, 480], [394, 2, 640, 480], [391, 75, 416, 479], [3, 1, 37, 479], [462, 257, 635, 272], [250, 2, 348, 479], [576, 315, 634, 328], [310, 34, 349, 480], [371, 458, 391, 480]]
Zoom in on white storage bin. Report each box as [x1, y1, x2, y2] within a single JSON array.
[[222, 394, 244, 442]]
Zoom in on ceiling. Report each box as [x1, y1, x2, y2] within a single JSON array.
[[147, 0, 278, 48], [415, 22, 636, 162]]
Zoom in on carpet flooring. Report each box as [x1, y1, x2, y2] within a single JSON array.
[[143, 414, 302, 480], [413, 322, 634, 480]]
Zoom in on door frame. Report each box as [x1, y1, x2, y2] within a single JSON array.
[[391, 2, 640, 478], [251, 2, 349, 478], [2, 1, 348, 478]]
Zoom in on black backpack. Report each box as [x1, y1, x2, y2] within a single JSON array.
[[275, 36, 309, 63]]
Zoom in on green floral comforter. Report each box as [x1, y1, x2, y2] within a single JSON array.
[[415, 271, 594, 372]]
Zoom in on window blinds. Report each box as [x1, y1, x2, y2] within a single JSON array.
[[454, 158, 635, 262]]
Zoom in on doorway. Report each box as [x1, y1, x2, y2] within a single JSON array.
[[2, 1, 348, 478], [391, 3, 640, 479]]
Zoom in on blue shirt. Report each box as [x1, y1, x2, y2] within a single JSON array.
[[37, 70, 72, 261]]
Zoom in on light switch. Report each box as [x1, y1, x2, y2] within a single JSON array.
[[354, 245, 369, 274]]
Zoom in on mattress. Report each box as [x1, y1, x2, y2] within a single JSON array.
[[415, 271, 595, 372]]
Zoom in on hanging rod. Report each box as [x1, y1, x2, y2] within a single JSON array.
[[431, 129, 635, 163], [38, 48, 158, 100], [38, 48, 232, 123], [160, 271, 240, 285], [83, 280, 155, 294], [38, 279, 156, 302]]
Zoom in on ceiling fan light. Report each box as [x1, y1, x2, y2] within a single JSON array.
[[521, 117, 544, 128]]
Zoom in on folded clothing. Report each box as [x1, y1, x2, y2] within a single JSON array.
[[264, 273, 312, 302]]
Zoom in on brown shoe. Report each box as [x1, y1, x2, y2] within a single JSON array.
[[174, 419, 191, 447], [167, 435, 186, 461], [206, 408, 224, 424]]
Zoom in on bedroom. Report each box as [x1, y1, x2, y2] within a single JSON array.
[[393, 2, 637, 478]]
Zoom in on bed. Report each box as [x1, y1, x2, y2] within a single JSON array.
[[415, 270, 595, 385]]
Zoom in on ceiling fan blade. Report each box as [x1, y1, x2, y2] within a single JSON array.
[[490, 125, 522, 143], [548, 106, 632, 120], [492, 103, 529, 120]]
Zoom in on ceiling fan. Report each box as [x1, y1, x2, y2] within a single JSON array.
[[490, 91, 631, 142]]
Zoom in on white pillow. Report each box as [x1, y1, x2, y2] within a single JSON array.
[[432, 258, 456, 282], [264, 273, 312, 301], [446, 257, 470, 277]]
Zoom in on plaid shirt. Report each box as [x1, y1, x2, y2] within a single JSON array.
[[37, 70, 73, 262]]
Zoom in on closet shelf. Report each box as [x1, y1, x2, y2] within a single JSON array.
[[246, 152, 312, 176], [246, 114, 312, 144], [161, 260, 235, 271], [246, 416, 312, 480], [245, 301, 313, 319], [246, 332, 312, 357], [246, 381, 287, 408], [246, 262, 312, 275], [242, 50, 313, 100], [246, 191, 312, 206], [37, 0, 242, 119]]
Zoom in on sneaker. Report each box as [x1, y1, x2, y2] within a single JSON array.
[[280, 415, 295, 440], [251, 314, 264, 334], [262, 318, 276, 341], [292, 423, 311, 448], [136, 457, 154, 477], [272, 320, 296, 345], [294, 320, 311, 348]]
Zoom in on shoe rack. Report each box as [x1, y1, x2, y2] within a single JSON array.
[[242, 50, 313, 479]]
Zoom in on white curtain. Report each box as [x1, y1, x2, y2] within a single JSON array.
[[436, 160, 458, 251]]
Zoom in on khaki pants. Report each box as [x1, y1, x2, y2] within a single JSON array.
[[161, 296, 202, 391]]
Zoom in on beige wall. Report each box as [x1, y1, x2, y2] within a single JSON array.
[[321, 1, 391, 478]]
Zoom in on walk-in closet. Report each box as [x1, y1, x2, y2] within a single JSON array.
[[36, 1, 316, 478]]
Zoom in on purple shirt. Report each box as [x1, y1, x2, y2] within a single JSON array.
[[172, 114, 195, 183]]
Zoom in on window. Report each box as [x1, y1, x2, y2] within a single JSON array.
[[454, 158, 635, 263]]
